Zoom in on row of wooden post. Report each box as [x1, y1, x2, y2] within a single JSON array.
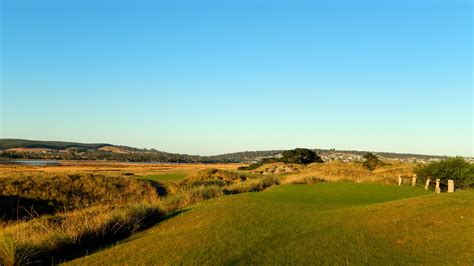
[[398, 174, 417, 186], [398, 174, 454, 193]]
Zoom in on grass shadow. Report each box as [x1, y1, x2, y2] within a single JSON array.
[[144, 180, 169, 196], [0, 195, 60, 222], [48, 209, 189, 265]]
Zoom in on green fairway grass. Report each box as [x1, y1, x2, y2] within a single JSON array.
[[67, 183, 474, 265]]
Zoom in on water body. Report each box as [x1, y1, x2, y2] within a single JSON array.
[[0, 160, 190, 166], [0, 160, 61, 166]]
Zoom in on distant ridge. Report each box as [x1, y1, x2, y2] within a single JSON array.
[[0, 138, 452, 163], [0, 139, 112, 150]]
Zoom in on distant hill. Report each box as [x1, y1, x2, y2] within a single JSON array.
[[0, 139, 216, 163], [0, 139, 111, 150], [0, 139, 452, 163]]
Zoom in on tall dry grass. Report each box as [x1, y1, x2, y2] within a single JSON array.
[[1, 204, 163, 265], [0, 173, 163, 265], [224, 176, 280, 194], [0, 173, 160, 221], [281, 160, 416, 185]]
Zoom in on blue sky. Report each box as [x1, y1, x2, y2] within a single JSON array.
[[1, 0, 472, 156]]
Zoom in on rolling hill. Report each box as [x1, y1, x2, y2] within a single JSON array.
[[0, 139, 111, 150], [0, 139, 450, 163]]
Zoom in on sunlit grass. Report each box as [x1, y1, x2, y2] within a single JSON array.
[[67, 183, 473, 265]]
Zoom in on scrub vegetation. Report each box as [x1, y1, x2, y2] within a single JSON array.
[[238, 148, 322, 170], [415, 157, 474, 188]]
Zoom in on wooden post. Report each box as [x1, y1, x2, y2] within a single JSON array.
[[412, 174, 417, 186], [398, 175, 402, 186], [448, 179, 454, 193], [435, 179, 440, 193], [425, 178, 431, 190]]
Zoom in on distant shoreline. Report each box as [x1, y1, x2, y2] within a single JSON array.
[[0, 159, 245, 167]]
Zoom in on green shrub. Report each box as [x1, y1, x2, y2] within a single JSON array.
[[415, 157, 474, 189], [238, 149, 323, 170], [362, 153, 385, 171], [280, 148, 323, 164]]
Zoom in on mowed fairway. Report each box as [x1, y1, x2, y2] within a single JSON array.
[[68, 183, 474, 265]]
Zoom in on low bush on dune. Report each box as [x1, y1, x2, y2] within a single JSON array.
[[415, 157, 474, 189]]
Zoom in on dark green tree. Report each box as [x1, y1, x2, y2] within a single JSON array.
[[362, 152, 382, 171], [280, 148, 323, 164]]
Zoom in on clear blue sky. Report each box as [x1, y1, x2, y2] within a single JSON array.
[[1, 0, 472, 156]]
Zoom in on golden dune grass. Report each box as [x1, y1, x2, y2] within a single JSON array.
[[0, 204, 163, 265], [281, 160, 416, 184]]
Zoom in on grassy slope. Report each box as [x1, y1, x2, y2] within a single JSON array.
[[68, 183, 474, 265]]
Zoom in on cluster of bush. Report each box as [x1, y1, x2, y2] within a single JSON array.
[[362, 153, 386, 171], [239, 148, 323, 170], [415, 157, 474, 189]]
